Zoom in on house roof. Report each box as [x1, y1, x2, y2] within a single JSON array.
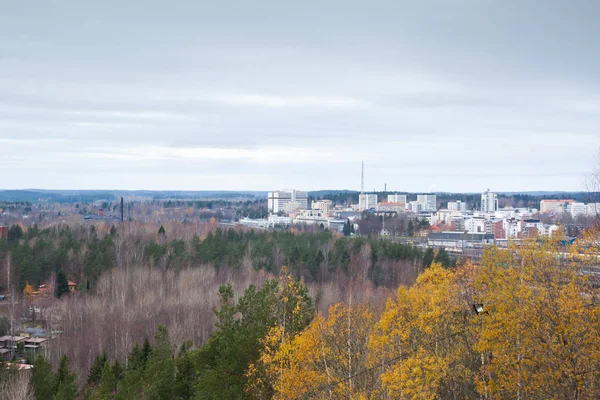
[[68, 281, 77, 286]]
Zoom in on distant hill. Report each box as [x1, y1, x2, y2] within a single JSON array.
[[0, 190, 268, 203]]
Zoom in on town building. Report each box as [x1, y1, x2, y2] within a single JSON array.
[[267, 190, 308, 213], [0, 226, 7, 239], [486, 218, 505, 239], [407, 201, 422, 212], [481, 190, 498, 213], [387, 194, 407, 203], [447, 201, 467, 212], [427, 232, 495, 249], [567, 202, 587, 218], [311, 200, 333, 214], [465, 217, 486, 233], [522, 219, 544, 237], [359, 193, 378, 211], [540, 199, 575, 214], [377, 202, 406, 213], [416, 194, 437, 211]]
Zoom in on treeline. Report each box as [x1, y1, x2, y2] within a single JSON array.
[[19, 233, 600, 399], [0, 223, 425, 293]]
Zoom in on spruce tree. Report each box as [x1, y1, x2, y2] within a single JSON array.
[[32, 354, 56, 400], [53, 355, 77, 400], [88, 352, 108, 386], [56, 271, 69, 298], [423, 247, 435, 269], [91, 361, 116, 400], [143, 326, 174, 400]]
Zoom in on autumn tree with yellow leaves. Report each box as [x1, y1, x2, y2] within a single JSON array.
[[257, 231, 600, 400]]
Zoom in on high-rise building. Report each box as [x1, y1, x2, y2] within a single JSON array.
[[268, 190, 308, 213], [567, 202, 587, 218], [417, 194, 437, 211], [447, 200, 467, 212], [481, 190, 498, 213], [359, 194, 378, 211], [388, 194, 407, 203]]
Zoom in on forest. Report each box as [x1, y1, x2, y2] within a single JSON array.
[[1, 228, 598, 399]]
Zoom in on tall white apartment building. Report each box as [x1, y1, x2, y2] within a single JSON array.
[[481, 190, 498, 213], [268, 190, 308, 213], [448, 200, 467, 212], [567, 202, 587, 218], [416, 194, 437, 211], [407, 201, 422, 212], [387, 194, 407, 203], [359, 194, 378, 211]]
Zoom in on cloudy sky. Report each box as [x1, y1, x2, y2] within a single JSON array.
[[1, 1, 599, 192]]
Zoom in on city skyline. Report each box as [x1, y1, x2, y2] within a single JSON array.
[[1, 1, 599, 191]]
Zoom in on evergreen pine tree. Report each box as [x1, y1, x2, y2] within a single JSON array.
[[32, 354, 56, 400], [91, 360, 116, 400], [143, 326, 174, 400], [423, 247, 435, 269], [88, 352, 108, 386], [56, 271, 69, 298], [53, 355, 77, 400]]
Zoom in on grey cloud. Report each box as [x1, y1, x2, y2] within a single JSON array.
[[0, 0, 599, 191]]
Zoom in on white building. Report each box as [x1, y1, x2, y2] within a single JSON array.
[[481, 190, 498, 213], [387, 194, 407, 203], [464, 217, 487, 233], [540, 199, 575, 214], [359, 194, 378, 211], [407, 201, 422, 212], [377, 202, 406, 213], [436, 209, 464, 225], [567, 202, 587, 218], [268, 190, 308, 213], [416, 194, 437, 212], [447, 200, 467, 212], [311, 200, 333, 214], [503, 218, 522, 239]]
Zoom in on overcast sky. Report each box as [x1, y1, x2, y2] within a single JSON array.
[[1, 1, 599, 192]]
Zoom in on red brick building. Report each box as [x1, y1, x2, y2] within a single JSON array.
[[0, 227, 8, 240]]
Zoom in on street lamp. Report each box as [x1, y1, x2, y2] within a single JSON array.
[[473, 303, 485, 315]]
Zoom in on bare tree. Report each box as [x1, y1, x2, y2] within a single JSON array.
[[0, 372, 34, 400]]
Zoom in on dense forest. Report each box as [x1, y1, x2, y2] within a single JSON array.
[[0, 223, 425, 293]]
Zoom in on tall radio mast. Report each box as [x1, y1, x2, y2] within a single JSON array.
[[361, 160, 364, 195]]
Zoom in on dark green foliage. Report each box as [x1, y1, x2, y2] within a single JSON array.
[[173, 344, 196, 400], [158, 225, 166, 235], [143, 326, 175, 399], [88, 352, 108, 386], [434, 247, 451, 267], [56, 271, 69, 298], [91, 361, 117, 400], [54, 355, 77, 400], [423, 247, 435, 269], [8, 224, 24, 241], [32, 355, 56, 400]]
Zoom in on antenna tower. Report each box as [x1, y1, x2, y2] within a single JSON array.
[[361, 161, 364, 194]]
